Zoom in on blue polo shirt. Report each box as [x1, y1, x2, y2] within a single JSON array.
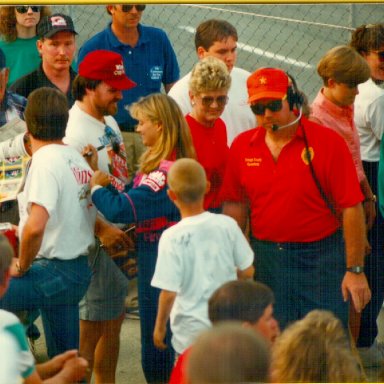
[[77, 23, 180, 129]]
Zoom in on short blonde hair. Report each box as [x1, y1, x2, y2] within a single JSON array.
[[129, 94, 196, 175], [317, 45, 370, 86], [189, 56, 231, 95], [271, 310, 362, 383], [167, 158, 207, 204]]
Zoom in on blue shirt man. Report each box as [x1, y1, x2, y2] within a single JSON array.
[[77, 5, 180, 130]]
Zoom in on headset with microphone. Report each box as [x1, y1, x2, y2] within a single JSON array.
[[271, 73, 304, 132]]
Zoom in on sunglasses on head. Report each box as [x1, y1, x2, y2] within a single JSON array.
[[15, 5, 41, 13], [200, 95, 228, 108], [120, 4, 146, 12], [250, 100, 283, 115], [105, 126, 121, 154], [371, 50, 384, 62]]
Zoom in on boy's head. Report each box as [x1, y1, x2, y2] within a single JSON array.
[[167, 158, 208, 204], [0, 234, 14, 297], [208, 280, 280, 344], [187, 322, 270, 384], [195, 19, 238, 72], [317, 45, 370, 87], [25, 87, 69, 142]]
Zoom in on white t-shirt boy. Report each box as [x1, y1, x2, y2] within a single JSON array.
[[151, 211, 254, 354]]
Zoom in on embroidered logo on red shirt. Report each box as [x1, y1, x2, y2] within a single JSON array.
[[301, 147, 314, 165], [141, 170, 166, 192], [245, 157, 262, 167]]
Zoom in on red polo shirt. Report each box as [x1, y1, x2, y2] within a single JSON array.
[[221, 116, 363, 242], [186, 114, 229, 209]]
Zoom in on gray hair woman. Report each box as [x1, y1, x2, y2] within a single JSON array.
[[187, 56, 231, 212]]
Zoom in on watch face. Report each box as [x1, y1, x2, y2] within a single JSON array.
[[348, 266, 364, 274]]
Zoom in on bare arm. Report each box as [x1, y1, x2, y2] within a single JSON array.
[[153, 290, 176, 350], [223, 202, 248, 233], [11, 204, 48, 277], [164, 82, 176, 94], [237, 265, 255, 280], [341, 204, 371, 313], [360, 176, 376, 231]]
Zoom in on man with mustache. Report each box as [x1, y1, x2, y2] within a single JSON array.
[[10, 13, 77, 107], [78, 4, 179, 179]]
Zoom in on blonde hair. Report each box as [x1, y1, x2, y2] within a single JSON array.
[[189, 56, 231, 95], [0, 6, 51, 42], [317, 45, 370, 86], [129, 94, 196, 174], [271, 310, 362, 383], [167, 158, 207, 204]]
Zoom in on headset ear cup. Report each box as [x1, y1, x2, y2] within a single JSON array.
[[287, 85, 303, 110]]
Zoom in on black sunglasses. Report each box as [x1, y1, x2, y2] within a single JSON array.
[[250, 100, 283, 115], [15, 5, 41, 13], [121, 4, 146, 12], [200, 95, 228, 108], [105, 126, 121, 154], [371, 50, 384, 62]]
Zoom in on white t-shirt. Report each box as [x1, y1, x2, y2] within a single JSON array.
[[0, 330, 20, 384], [354, 78, 384, 162], [64, 102, 129, 191], [17, 144, 96, 260], [151, 211, 254, 353], [168, 67, 256, 145], [0, 309, 35, 381]]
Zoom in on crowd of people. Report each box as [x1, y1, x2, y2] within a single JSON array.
[[0, 4, 383, 384]]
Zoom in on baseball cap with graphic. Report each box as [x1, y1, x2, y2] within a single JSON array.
[[247, 68, 289, 104], [37, 13, 78, 38], [79, 50, 136, 91]]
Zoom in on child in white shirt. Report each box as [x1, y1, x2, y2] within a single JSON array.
[[151, 158, 254, 354]]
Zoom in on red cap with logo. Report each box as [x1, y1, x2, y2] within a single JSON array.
[[79, 50, 136, 90], [247, 68, 289, 104]]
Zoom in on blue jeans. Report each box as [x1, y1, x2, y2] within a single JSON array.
[[0, 256, 91, 357], [251, 231, 348, 330]]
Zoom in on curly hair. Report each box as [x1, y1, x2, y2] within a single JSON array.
[[189, 56, 231, 95], [0, 6, 51, 42], [271, 310, 363, 383], [350, 23, 384, 54]]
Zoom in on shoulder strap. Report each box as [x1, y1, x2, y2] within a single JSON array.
[[301, 124, 338, 218]]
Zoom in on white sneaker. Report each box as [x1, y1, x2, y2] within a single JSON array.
[[358, 340, 384, 367]]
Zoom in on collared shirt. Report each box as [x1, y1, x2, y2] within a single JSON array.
[[77, 23, 180, 127], [9, 65, 77, 107], [311, 89, 365, 182], [186, 114, 229, 210], [0, 91, 27, 127], [221, 116, 363, 242], [354, 78, 384, 161]]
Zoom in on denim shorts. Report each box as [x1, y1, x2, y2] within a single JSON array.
[[79, 242, 129, 321]]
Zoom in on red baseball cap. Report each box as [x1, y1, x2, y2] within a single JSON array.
[[79, 50, 136, 91], [247, 68, 289, 104]]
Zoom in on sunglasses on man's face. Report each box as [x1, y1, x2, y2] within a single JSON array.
[[250, 100, 283, 115], [120, 4, 146, 12], [15, 5, 41, 13], [371, 50, 384, 62], [199, 95, 228, 108]]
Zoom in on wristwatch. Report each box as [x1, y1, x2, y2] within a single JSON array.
[[346, 266, 364, 274]]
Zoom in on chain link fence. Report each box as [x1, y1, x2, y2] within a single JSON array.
[[54, 3, 384, 102]]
